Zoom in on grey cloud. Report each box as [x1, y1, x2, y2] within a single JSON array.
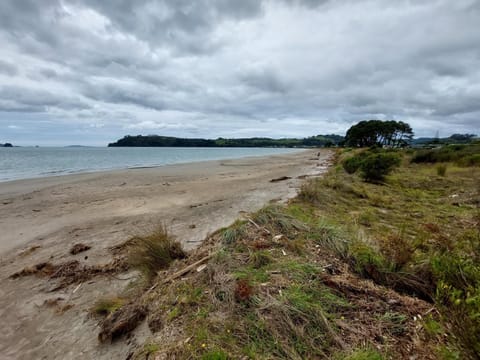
[[0, 60, 18, 76], [0, 85, 90, 112], [240, 66, 289, 93], [38, 68, 59, 79], [80, 81, 166, 111], [0, 0, 480, 146], [280, 0, 331, 8], [77, 0, 263, 54]]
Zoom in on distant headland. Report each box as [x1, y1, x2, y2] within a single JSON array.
[[108, 132, 478, 148], [108, 134, 344, 148], [1, 143, 13, 147]]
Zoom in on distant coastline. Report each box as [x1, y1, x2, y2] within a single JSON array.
[[107, 134, 344, 148]]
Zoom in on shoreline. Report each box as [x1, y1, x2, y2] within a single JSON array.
[[0, 147, 304, 183], [0, 150, 307, 198]]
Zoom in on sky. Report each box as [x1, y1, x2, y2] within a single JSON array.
[[0, 0, 479, 146]]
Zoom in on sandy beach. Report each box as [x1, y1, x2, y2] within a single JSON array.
[[0, 149, 332, 359]]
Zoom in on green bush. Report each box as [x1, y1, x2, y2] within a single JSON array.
[[359, 153, 401, 182], [342, 156, 363, 174]]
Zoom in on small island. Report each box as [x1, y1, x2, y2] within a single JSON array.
[[1, 143, 13, 147]]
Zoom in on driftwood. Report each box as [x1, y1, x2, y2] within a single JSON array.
[[161, 254, 213, 284], [145, 254, 213, 294], [270, 176, 291, 182], [246, 217, 271, 235]]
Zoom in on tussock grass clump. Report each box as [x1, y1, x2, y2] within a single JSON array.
[[436, 163, 447, 176], [220, 220, 246, 245], [298, 179, 323, 203], [251, 205, 309, 237], [309, 220, 349, 257], [128, 225, 186, 279], [248, 250, 273, 268]]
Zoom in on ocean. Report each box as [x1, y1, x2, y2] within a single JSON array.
[[0, 147, 302, 182]]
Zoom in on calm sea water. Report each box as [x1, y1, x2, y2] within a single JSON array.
[[0, 147, 302, 182]]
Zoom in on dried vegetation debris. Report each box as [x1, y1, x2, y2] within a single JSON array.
[[9, 257, 129, 290], [69, 243, 91, 255], [9, 261, 57, 279]]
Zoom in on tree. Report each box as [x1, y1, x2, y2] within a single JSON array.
[[345, 120, 413, 148]]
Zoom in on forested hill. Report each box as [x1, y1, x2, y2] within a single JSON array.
[[108, 134, 344, 147]]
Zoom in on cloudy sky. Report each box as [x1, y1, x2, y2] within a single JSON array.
[[0, 0, 479, 146]]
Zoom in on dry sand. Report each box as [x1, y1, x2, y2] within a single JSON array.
[[0, 149, 332, 359]]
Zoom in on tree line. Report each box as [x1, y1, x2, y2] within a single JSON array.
[[108, 134, 344, 148], [107, 121, 476, 149]]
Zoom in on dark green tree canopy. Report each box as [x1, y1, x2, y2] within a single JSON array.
[[345, 120, 414, 147], [108, 134, 344, 148]]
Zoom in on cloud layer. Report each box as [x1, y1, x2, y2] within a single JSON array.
[[0, 0, 479, 145]]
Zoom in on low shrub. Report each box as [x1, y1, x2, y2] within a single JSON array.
[[359, 152, 401, 182], [342, 156, 363, 174]]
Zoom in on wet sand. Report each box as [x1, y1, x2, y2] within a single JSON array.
[[0, 149, 332, 359]]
